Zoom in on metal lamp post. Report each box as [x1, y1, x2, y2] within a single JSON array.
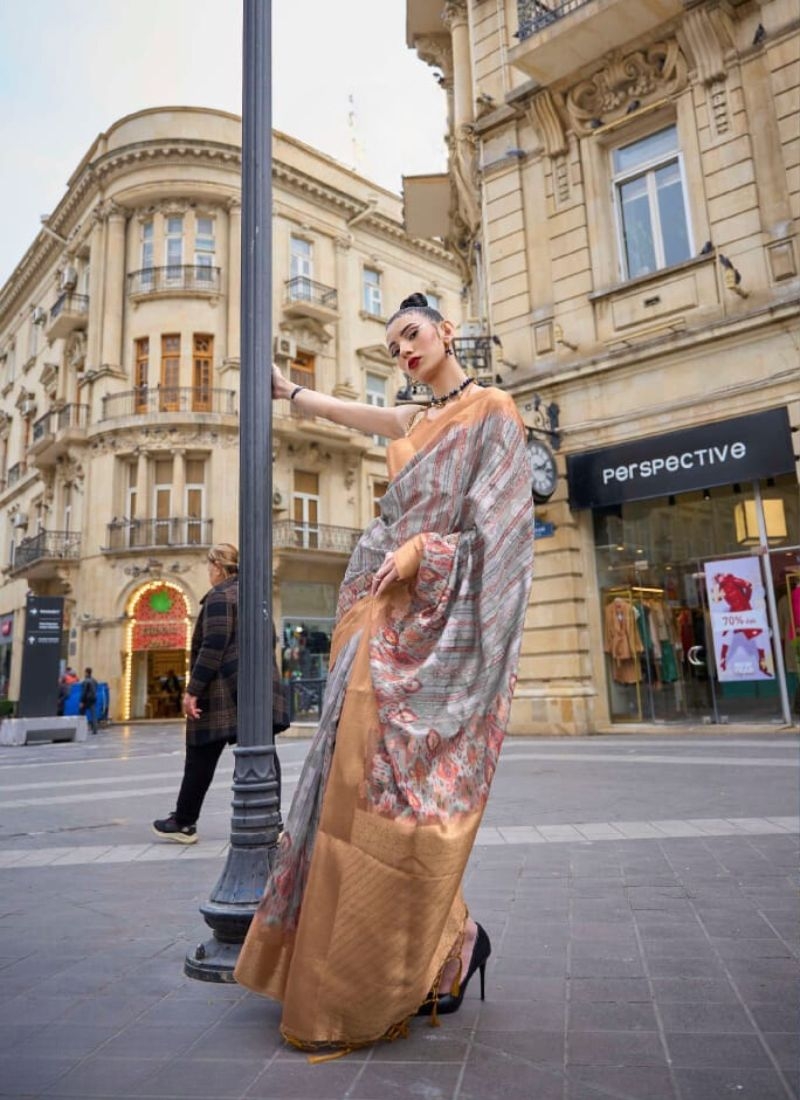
[[185, 0, 279, 981]]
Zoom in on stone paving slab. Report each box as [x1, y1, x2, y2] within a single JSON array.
[[0, 831, 797, 1099], [0, 729, 797, 1099]]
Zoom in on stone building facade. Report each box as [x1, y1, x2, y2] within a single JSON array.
[[407, 0, 800, 732], [0, 107, 462, 721]]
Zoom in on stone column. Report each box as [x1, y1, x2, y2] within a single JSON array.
[[443, 0, 473, 130], [332, 237, 357, 399], [85, 207, 106, 372], [172, 449, 186, 538], [226, 197, 242, 368], [100, 205, 127, 371]]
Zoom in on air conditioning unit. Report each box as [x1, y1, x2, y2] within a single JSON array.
[[272, 489, 285, 509], [273, 334, 297, 360], [12, 514, 28, 530], [32, 306, 46, 325], [60, 265, 78, 291]]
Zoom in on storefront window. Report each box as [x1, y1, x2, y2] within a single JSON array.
[[593, 475, 799, 724], [280, 581, 336, 719]]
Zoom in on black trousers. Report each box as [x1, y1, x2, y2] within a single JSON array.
[[174, 738, 282, 826]]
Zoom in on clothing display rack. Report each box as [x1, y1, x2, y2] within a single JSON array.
[[602, 585, 686, 721]]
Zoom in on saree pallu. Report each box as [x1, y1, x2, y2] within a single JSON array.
[[234, 385, 534, 1049]]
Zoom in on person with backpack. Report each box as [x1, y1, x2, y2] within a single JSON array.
[[79, 668, 98, 734]]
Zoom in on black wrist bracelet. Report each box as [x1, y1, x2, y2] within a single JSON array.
[[289, 385, 305, 401]]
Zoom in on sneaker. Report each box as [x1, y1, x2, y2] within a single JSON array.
[[152, 813, 198, 845]]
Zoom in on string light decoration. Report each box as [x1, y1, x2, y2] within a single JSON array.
[[122, 580, 192, 721]]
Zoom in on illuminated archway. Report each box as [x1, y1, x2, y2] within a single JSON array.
[[122, 581, 192, 720]]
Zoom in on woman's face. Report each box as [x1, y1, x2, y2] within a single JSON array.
[[386, 312, 451, 385], [208, 559, 225, 586]]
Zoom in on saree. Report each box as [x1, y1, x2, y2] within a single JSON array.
[[234, 384, 534, 1049]]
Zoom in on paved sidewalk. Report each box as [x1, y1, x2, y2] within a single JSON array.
[[0, 727, 797, 1099]]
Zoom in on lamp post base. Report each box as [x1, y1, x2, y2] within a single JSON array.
[[185, 935, 245, 983]]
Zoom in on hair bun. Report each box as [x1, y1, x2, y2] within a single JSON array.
[[399, 292, 429, 311]]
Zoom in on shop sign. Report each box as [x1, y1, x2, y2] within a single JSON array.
[[18, 596, 63, 717], [534, 518, 556, 539], [704, 557, 774, 682], [567, 407, 794, 509]]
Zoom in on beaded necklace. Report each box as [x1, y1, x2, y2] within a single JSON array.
[[429, 376, 473, 408]]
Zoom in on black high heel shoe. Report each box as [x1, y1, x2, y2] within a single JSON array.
[[417, 923, 491, 1017]]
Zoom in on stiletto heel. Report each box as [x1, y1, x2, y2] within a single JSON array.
[[417, 923, 491, 1017]]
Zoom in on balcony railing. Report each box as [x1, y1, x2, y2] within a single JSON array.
[[101, 387, 237, 420], [46, 292, 89, 341], [284, 277, 338, 312], [516, 0, 593, 40], [6, 461, 28, 488], [31, 403, 89, 444], [273, 520, 361, 554], [50, 291, 89, 323], [104, 517, 214, 552], [14, 529, 80, 570], [452, 336, 497, 381], [127, 265, 222, 296]]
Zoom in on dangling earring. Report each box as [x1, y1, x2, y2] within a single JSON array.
[[444, 342, 454, 357]]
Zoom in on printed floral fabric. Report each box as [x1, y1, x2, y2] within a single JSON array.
[[254, 388, 533, 928]]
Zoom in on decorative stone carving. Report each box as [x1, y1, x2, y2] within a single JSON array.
[[680, 4, 731, 86], [441, 0, 468, 30], [680, 6, 734, 139], [565, 41, 688, 135], [528, 90, 568, 158], [279, 319, 333, 350], [57, 451, 85, 489], [65, 331, 86, 372], [414, 34, 453, 83], [445, 123, 481, 287], [159, 199, 189, 216]]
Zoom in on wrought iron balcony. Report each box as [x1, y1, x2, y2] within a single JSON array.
[[283, 277, 339, 322], [13, 529, 80, 571], [516, 0, 592, 40], [6, 461, 28, 489], [100, 386, 237, 420], [103, 517, 214, 552], [272, 520, 361, 555], [30, 404, 89, 465], [452, 336, 497, 384], [46, 292, 89, 341], [511, 0, 682, 83], [127, 265, 222, 297]]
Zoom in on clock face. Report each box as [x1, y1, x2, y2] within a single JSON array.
[[527, 439, 557, 503]]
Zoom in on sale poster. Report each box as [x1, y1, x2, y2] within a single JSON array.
[[704, 558, 774, 681]]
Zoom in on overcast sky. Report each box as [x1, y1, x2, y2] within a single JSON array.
[[0, 0, 447, 286]]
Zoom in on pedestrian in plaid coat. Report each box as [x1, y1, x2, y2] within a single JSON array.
[[152, 543, 289, 844]]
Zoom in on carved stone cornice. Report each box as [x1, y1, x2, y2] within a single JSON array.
[[90, 140, 242, 188], [565, 40, 688, 135], [271, 161, 457, 266], [88, 424, 238, 455]]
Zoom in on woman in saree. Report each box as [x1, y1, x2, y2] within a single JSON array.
[[234, 293, 534, 1053]]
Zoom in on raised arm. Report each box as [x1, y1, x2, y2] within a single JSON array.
[[272, 364, 422, 440]]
